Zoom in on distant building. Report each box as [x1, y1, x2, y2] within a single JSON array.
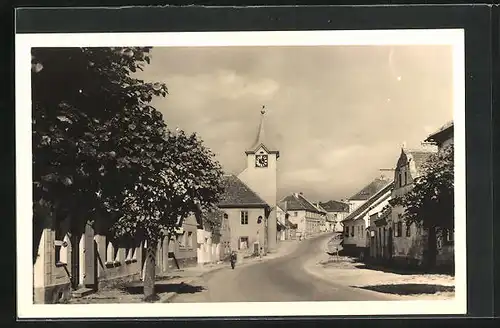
[[347, 177, 393, 213], [276, 203, 297, 240], [280, 192, 326, 239], [319, 200, 350, 232]]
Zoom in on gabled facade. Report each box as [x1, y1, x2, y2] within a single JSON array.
[[217, 174, 270, 255], [319, 200, 350, 232], [280, 192, 326, 239], [390, 147, 436, 266]]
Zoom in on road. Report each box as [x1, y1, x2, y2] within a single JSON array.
[[171, 233, 394, 302]]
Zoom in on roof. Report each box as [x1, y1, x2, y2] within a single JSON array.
[[349, 177, 392, 201], [425, 121, 454, 144], [319, 200, 350, 213], [407, 150, 435, 175], [396, 148, 436, 177], [343, 181, 394, 223], [280, 193, 324, 214], [217, 174, 270, 208], [245, 110, 279, 156]]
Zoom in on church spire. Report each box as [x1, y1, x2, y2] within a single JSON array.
[[246, 105, 279, 156]]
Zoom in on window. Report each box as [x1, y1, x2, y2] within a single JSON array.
[[397, 222, 403, 237], [404, 171, 408, 185], [405, 223, 411, 237], [294, 212, 298, 217], [240, 211, 249, 225], [399, 172, 403, 187], [239, 236, 249, 250], [345, 226, 349, 236], [187, 231, 193, 249], [333, 214, 337, 219], [444, 228, 454, 245]]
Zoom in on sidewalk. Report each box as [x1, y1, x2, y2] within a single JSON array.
[[304, 238, 455, 300]]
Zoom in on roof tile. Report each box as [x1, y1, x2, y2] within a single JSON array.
[[218, 175, 269, 208]]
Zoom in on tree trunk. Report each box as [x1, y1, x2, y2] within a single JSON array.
[[424, 226, 437, 270], [143, 239, 159, 302]]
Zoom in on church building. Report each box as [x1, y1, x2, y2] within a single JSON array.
[[237, 108, 280, 252]]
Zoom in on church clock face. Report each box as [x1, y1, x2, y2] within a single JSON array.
[[255, 154, 268, 168]]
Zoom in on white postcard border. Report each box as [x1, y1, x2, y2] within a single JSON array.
[[16, 29, 466, 318]]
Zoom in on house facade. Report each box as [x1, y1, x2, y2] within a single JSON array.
[[369, 205, 393, 263], [319, 200, 350, 232], [341, 177, 393, 258], [218, 174, 270, 256], [33, 208, 201, 304], [280, 192, 326, 239], [195, 209, 231, 266], [390, 147, 436, 267]]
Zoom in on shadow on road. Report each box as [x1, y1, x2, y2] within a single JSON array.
[[123, 282, 206, 295], [355, 283, 455, 296], [354, 263, 455, 276]]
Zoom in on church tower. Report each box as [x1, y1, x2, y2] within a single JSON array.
[[238, 107, 279, 251]]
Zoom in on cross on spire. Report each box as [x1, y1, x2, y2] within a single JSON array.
[[245, 105, 279, 157]]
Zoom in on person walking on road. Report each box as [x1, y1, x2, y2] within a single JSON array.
[[230, 251, 237, 269]]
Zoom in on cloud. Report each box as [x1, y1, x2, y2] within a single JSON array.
[[138, 45, 454, 201]]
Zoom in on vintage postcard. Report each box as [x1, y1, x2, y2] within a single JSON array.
[[17, 29, 465, 318]]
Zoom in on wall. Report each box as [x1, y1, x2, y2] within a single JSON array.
[[326, 211, 347, 232], [238, 145, 278, 250], [33, 228, 72, 304], [352, 216, 369, 248], [167, 215, 198, 268], [224, 207, 267, 255], [390, 205, 425, 264], [94, 234, 143, 288], [348, 200, 365, 212]]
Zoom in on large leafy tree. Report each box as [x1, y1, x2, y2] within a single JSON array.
[[111, 128, 224, 301], [391, 144, 454, 268], [32, 46, 167, 239], [32, 47, 224, 300]]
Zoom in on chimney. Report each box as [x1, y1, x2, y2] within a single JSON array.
[[294, 192, 299, 198]]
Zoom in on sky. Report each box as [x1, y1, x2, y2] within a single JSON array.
[[135, 45, 454, 202]]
